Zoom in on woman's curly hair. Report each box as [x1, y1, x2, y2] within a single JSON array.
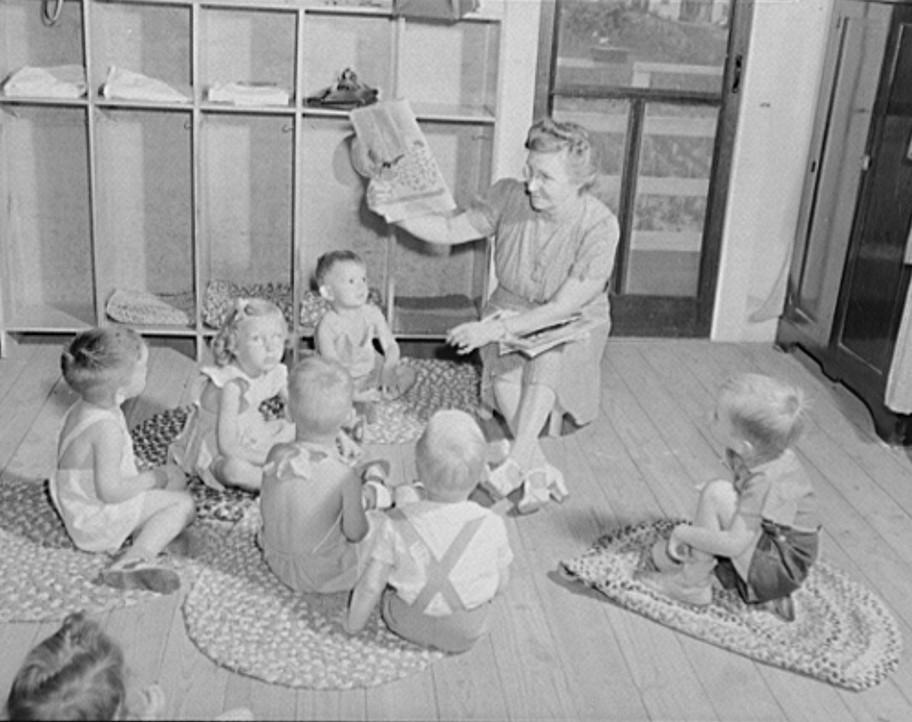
[[525, 118, 600, 189]]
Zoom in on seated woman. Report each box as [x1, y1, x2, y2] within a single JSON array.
[[366, 118, 620, 513]]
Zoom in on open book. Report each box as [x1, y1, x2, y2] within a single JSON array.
[[349, 99, 456, 223], [488, 311, 602, 358]]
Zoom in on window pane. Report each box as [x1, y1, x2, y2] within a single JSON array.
[[555, 0, 729, 94], [554, 96, 629, 216], [626, 102, 716, 297]]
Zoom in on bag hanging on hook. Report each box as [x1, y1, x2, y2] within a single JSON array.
[[392, 0, 479, 23]]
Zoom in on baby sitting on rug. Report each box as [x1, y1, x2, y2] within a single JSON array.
[[51, 327, 195, 595], [344, 410, 514, 653], [259, 355, 405, 595], [169, 298, 295, 492], [314, 250, 416, 434], [637, 373, 821, 622]]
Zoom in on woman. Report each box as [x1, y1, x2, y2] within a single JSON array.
[[368, 118, 619, 513]]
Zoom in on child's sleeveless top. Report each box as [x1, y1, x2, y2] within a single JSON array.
[[49, 405, 146, 554], [168, 363, 293, 490], [317, 311, 378, 387], [259, 441, 378, 594]]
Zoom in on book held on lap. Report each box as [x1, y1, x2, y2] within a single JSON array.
[[486, 310, 602, 358]]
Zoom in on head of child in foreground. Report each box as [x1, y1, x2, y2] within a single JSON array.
[[715, 373, 805, 463], [7, 612, 126, 721], [415, 410, 486, 503], [316, 250, 369, 312], [211, 298, 288, 374], [287, 356, 354, 439], [61, 327, 148, 405]]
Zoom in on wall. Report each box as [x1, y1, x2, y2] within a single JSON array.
[[712, 0, 833, 341]]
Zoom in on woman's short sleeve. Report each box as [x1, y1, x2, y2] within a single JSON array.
[[465, 179, 517, 237], [568, 209, 620, 284]]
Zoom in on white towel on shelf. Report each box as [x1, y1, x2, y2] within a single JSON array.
[[207, 81, 290, 107], [1, 65, 87, 99], [101, 66, 188, 103]]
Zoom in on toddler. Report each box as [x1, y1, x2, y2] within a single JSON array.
[[314, 250, 416, 422], [345, 410, 513, 653], [638, 373, 820, 622], [6, 611, 252, 721], [169, 298, 294, 492], [258, 355, 395, 594], [51, 327, 194, 595]]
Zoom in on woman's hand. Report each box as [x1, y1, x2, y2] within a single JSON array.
[[447, 320, 501, 355], [366, 179, 393, 214]]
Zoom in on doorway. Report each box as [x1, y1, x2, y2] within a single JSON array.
[[535, 0, 753, 336]]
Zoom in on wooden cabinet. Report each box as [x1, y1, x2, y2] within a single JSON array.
[[0, 0, 524, 358], [779, 0, 912, 443]]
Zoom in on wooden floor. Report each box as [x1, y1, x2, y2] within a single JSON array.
[[1, 338, 911, 721]]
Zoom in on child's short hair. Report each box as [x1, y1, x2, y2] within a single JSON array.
[[61, 327, 145, 398], [287, 355, 354, 436], [6, 612, 126, 721], [719, 373, 806, 458], [415, 410, 486, 498], [315, 250, 364, 289], [211, 297, 287, 367]]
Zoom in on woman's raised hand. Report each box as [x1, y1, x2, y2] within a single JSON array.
[[366, 179, 394, 215]]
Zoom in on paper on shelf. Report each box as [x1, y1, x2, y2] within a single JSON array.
[[1, 65, 87, 99], [349, 99, 456, 223], [207, 81, 290, 107]]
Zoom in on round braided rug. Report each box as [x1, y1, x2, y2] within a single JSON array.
[[183, 508, 445, 689], [561, 519, 903, 691], [0, 478, 227, 622]]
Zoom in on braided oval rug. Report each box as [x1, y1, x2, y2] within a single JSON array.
[[561, 519, 903, 692], [183, 507, 445, 689], [0, 478, 226, 623]]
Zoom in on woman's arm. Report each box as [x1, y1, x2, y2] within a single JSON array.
[[345, 557, 392, 633], [340, 468, 369, 542], [367, 179, 481, 246]]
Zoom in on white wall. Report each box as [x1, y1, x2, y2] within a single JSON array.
[[711, 0, 834, 341]]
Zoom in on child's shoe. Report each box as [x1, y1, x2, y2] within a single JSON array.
[[649, 537, 690, 573], [516, 467, 550, 515], [361, 460, 393, 510], [99, 556, 180, 595], [163, 528, 205, 560], [393, 482, 425, 506], [636, 556, 716, 607]]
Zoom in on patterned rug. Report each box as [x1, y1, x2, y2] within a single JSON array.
[[0, 478, 226, 622], [560, 519, 903, 691], [183, 507, 445, 689]]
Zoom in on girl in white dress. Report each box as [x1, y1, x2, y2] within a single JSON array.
[[169, 298, 294, 492]]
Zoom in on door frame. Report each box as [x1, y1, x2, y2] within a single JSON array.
[[534, 0, 754, 337]]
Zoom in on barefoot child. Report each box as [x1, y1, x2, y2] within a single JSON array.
[[314, 251, 416, 428], [638, 373, 821, 622], [169, 298, 294, 492], [345, 410, 513, 653], [51, 327, 195, 594], [258, 355, 394, 594]]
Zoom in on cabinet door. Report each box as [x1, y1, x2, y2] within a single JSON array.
[[780, 1, 890, 352], [832, 6, 912, 381]]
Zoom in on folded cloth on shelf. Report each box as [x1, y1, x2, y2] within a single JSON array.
[[1, 65, 87, 98], [101, 66, 188, 103], [207, 81, 291, 107], [560, 519, 903, 692], [106, 288, 195, 327]]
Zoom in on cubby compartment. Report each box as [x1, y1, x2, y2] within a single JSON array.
[[0, 106, 94, 329], [94, 109, 195, 329], [90, 1, 191, 104], [200, 6, 296, 109], [0, 0, 85, 94], [301, 11, 392, 107], [397, 17, 499, 119]]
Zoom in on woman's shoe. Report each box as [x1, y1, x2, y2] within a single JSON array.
[[517, 468, 550, 515], [482, 457, 523, 499], [544, 464, 569, 502]]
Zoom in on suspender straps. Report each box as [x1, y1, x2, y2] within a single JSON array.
[[388, 507, 486, 613]]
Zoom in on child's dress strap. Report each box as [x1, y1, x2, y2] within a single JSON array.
[[57, 406, 120, 461]]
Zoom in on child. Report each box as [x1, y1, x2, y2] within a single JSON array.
[[258, 355, 395, 594], [169, 298, 295, 492], [6, 611, 252, 721], [314, 250, 416, 421], [51, 327, 195, 594], [344, 410, 513, 653], [637, 373, 820, 622]]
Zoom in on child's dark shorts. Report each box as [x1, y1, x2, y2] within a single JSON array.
[[715, 519, 819, 604]]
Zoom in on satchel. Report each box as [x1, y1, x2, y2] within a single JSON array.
[[392, 0, 479, 22]]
